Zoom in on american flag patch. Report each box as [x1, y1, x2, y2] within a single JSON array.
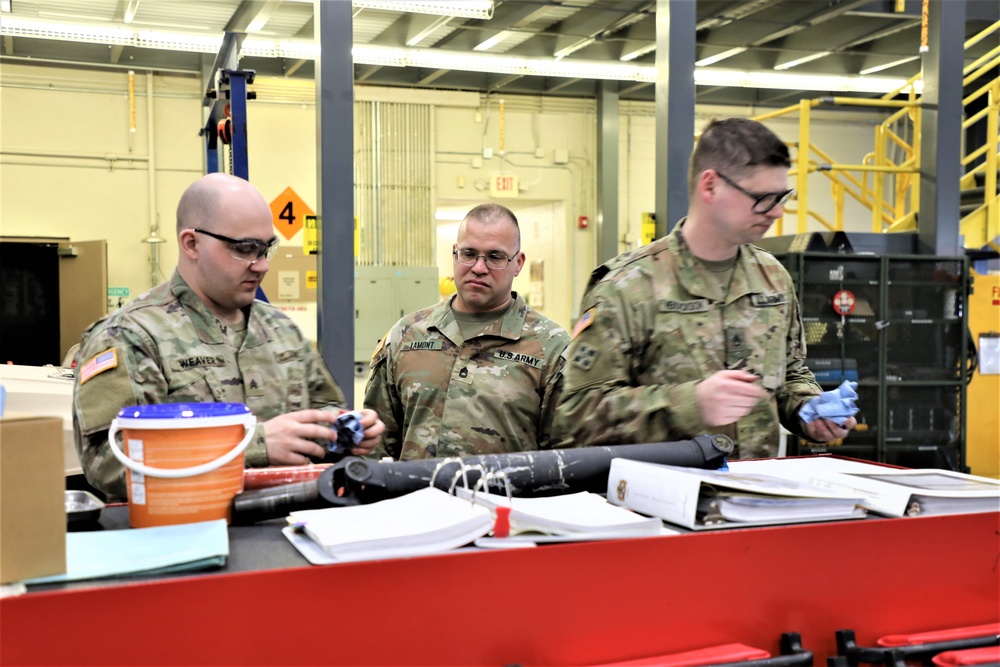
[[571, 307, 596, 339], [79, 349, 118, 385]]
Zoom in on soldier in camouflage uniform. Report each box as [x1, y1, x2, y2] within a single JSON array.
[[365, 203, 570, 460], [553, 118, 855, 458], [73, 174, 385, 500]]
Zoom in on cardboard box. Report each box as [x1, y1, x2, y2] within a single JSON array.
[[260, 250, 317, 302], [0, 415, 67, 583]]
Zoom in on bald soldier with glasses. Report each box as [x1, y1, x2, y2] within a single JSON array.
[[73, 173, 384, 500], [553, 118, 855, 459], [365, 203, 570, 460]]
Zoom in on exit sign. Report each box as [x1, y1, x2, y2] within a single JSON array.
[[489, 173, 519, 198]]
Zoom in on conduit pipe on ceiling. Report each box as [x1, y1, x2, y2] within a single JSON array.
[[141, 70, 165, 288]]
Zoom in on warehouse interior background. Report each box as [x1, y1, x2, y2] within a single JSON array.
[[0, 0, 997, 474]]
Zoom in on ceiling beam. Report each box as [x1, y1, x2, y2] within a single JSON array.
[[355, 64, 382, 82], [488, 73, 524, 91], [417, 68, 450, 85], [545, 77, 582, 93], [284, 58, 308, 77], [696, 0, 780, 31], [110, 44, 124, 63], [3, 35, 13, 55]]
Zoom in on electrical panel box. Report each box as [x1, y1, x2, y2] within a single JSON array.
[[775, 252, 970, 471], [354, 266, 439, 368]]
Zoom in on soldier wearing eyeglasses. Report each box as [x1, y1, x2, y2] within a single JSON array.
[[73, 173, 385, 500], [364, 203, 570, 460], [553, 118, 855, 458]]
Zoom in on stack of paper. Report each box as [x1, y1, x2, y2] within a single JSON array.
[[454, 488, 666, 543], [607, 460, 867, 530], [286, 487, 494, 562], [23, 519, 229, 584], [728, 458, 1000, 518]]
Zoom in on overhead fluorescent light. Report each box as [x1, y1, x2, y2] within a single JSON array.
[[0, 18, 919, 96], [859, 56, 920, 76], [352, 45, 915, 94], [123, 0, 139, 24], [619, 43, 656, 62], [696, 67, 918, 94], [0, 0, 11, 13], [474, 30, 514, 52], [774, 51, 831, 71], [695, 47, 747, 67], [352, 0, 493, 20]]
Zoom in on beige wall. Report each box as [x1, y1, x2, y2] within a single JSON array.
[[1, 61, 891, 342]]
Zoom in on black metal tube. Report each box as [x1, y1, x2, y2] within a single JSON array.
[[232, 435, 733, 523], [320, 435, 733, 505]]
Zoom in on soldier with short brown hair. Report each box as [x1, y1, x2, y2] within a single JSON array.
[[553, 118, 855, 458]]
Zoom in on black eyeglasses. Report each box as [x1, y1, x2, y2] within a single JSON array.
[[453, 247, 518, 270], [715, 171, 794, 214], [192, 228, 279, 263]]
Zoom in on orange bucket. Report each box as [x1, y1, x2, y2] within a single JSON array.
[[107, 403, 256, 528]]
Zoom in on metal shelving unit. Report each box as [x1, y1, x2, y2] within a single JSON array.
[[776, 252, 970, 471]]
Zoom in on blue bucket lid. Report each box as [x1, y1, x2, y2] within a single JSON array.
[[116, 402, 251, 420]]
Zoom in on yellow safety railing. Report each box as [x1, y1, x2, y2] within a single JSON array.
[[752, 19, 999, 249]]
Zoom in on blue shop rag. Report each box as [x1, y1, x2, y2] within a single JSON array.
[[328, 410, 365, 454], [799, 380, 859, 427]]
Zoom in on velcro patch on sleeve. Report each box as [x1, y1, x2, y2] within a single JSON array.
[[571, 307, 596, 339], [78, 348, 118, 385], [371, 330, 389, 359]]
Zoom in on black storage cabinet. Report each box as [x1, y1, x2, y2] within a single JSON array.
[[775, 252, 970, 471]]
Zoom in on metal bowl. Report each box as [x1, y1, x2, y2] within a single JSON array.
[[65, 490, 105, 523]]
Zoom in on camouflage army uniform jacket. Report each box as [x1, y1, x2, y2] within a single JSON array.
[[364, 292, 570, 460], [552, 222, 821, 459], [73, 271, 346, 500]]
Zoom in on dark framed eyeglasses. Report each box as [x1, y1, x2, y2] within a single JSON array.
[[453, 247, 518, 270], [192, 228, 279, 263], [715, 171, 795, 214]]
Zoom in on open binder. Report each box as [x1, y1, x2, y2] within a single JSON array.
[[729, 458, 1000, 518]]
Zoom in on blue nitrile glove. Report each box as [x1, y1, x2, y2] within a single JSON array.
[[328, 410, 365, 454], [799, 380, 859, 427]]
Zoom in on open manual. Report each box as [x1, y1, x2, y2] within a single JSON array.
[[606, 459, 867, 530], [728, 457, 1000, 518], [452, 487, 671, 548], [284, 487, 493, 564], [283, 486, 673, 564]]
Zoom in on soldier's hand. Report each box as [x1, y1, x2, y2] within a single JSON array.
[[352, 408, 386, 456], [263, 409, 338, 465], [695, 370, 768, 427], [802, 416, 856, 443]]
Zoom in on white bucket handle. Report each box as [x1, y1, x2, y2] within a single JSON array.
[[107, 415, 257, 479]]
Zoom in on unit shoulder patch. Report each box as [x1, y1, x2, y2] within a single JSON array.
[[570, 342, 600, 371]]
